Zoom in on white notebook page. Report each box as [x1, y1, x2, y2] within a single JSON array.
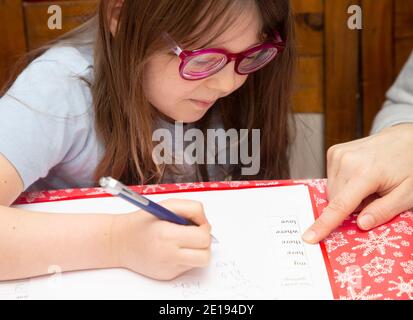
[[3, 185, 333, 300]]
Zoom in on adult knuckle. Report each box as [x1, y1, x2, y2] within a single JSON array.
[[328, 197, 349, 214], [327, 145, 338, 160]]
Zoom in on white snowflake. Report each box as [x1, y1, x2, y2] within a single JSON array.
[[401, 240, 410, 247], [352, 229, 401, 257], [340, 286, 383, 300], [378, 225, 388, 231], [336, 252, 357, 266], [393, 251, 404, 258], [25, 191, 47, 203], [315, 196, 327, 207], [388, 277, 413, 299], [334, 266, 363, 289], [362, 257, 394, 277], [306, 180, 327, 194], [325, 232, 349, 253], [391, 221, 413, 235], [229, 181, 254, 188], [176, 182, 206, 190], [374, 276, 385, 284], [142, 184, 166, 193], [400, 260, 413, 274], [400, 211, 413, 219], [347, 230, 356, 236]]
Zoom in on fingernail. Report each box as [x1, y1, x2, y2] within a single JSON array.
[[302, 229, 317, 243], [358, 213, 375, 230]]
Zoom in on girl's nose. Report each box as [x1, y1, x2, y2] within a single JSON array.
[[205, 61, 238, 94]]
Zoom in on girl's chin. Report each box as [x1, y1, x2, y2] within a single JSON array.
[[153, 102, 211, 124]]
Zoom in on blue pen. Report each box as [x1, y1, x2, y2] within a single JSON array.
[[99, 176, 218, 243]]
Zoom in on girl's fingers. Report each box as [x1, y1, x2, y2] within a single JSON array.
[[302, 177, 377, 244], [178, 248, 211, 268], [159, 199, 209, 226], [175, 224, 212, 249], [357, 179, 413, 230]]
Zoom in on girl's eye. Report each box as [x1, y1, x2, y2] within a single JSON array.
[[194, 59, 216, 66], [246, 51, 265, 61]]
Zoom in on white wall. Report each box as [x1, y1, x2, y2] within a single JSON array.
[[289, 113, 325, 179]]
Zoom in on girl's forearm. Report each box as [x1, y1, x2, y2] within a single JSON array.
[[0, 205, 121, 281]]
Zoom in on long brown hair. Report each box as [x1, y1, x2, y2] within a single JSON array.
[[1, 0, 296, 186]]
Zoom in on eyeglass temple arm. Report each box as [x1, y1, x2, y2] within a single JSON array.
[[162, 32, 183, 56], [273, 31, 283, 43]]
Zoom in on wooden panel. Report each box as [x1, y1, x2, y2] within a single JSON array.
[[0, 0, 27, 88], [23, 0, 97, 50], [362, 0, 394, 135], [293, 57, 324, 113], [292, 0, 324, 113], [292, 0, 323, 14], [394, 0, 413, 74], [395, 0, 413, 39], [325, 0, 361, 148]]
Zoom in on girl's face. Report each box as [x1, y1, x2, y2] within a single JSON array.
[[143, 7, 262, 123]]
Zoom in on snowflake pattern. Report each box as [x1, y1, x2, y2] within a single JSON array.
[[24, 191, 47, 203], [334, 266, 363, 289], [400, 211, 413, 219], [315, 196, 327, 207], [176, 182, 206, 190], [400, 260, 413, 274], [142, 184, 166, 193], [393, 251, 404, 258], [325, 232, 349, 253], [336, 252, 357, 266], [362, 257, 395, 277], [306, 180, 327, 194], [347, 230, 357, 235], [374, 276, 385, 284], [388, 277, 413, 299], [233, 181, 260, 188], [391, 221, 413, 235], [400, 240, 410, 247], [352, 229, 401, 257], [340, 286, 383, 300]]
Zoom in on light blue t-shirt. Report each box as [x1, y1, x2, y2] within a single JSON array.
[[0, 46, 103, 192], [0, 45, 232, 192]]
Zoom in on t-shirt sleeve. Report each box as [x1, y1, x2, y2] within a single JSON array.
[[0, 57, 91, 191], [371, 51, 413, 134]]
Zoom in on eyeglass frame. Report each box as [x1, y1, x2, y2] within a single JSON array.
[[162, 31, 286, 80]]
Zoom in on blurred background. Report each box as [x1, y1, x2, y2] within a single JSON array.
[[0, 0, 412, 178]]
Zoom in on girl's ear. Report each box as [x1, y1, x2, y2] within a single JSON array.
[[108, 0, 125, 36]]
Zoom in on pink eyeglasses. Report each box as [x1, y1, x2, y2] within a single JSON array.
[[163, 32, 285, 80]]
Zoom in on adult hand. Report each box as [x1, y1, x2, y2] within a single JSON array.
[[302, 123, 413, 244]]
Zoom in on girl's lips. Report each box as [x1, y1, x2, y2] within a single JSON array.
[[190, 99, 216, 109]]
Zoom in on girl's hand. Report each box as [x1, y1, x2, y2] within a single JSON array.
[[303, 123, 413, 244], [114, 199, 212, 280]]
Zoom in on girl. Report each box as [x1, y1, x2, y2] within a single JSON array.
[[0, 0, 295, 281]]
